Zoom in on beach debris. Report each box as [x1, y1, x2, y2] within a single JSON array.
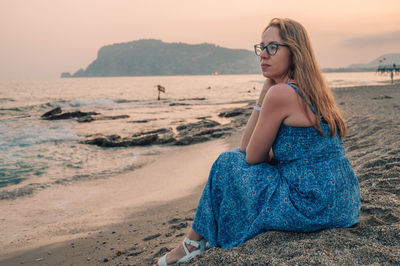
[[103, 258, 109, 262], [157, 84, 165, 100], [207, 86, 211, 89], [35, 258, 43, 261]]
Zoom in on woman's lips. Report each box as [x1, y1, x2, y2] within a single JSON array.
[[261, 64, 270, 70]]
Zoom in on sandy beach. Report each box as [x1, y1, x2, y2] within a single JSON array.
[[1, 82, 399, 265]]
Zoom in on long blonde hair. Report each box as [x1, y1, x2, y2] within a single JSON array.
[[265, 18, 346, 138]]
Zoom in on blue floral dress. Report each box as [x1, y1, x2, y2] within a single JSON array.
[[192, 83, 361, 249]]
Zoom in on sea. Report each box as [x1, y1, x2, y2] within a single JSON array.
[[0, 72, 391, 199]]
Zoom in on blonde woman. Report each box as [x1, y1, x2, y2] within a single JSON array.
[[155, 18, 361, 265]]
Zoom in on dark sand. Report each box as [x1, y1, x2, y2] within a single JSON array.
[[1, 83, 399, 265]]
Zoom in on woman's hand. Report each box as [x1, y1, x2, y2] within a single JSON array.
[[257, 78, 276, 106]]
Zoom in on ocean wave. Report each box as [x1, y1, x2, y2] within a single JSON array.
[[114, 99, 140, 103], [0, 159, 142, 200], [68, 98, 115, 107], [0, 119, 80, 149], [0, 97, 16, 102], [0, 107, 22, 111]]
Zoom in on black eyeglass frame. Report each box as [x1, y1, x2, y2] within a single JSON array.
[[254, 43, 289, 56]]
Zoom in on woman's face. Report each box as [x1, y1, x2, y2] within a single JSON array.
[[260, 26, 291, 83]]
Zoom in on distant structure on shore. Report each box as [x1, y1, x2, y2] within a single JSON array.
[[377, 63, 399, 84]]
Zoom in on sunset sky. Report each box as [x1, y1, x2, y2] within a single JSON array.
[[1, 0, 399, 79]]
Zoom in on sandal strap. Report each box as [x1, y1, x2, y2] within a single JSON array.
[[183, 237, 201, 248]]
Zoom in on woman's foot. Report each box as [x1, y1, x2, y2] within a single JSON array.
[[153, 239, 201, 265]]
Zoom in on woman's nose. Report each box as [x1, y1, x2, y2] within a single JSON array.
[[260, 48, 270, 58]]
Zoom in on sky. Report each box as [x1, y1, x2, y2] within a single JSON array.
[[0, 0, 399, 79]]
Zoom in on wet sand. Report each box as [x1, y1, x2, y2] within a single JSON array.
[[1, 83, 399, 265]]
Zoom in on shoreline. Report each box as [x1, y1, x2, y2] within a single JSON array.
[[1, 83, 400, 265]]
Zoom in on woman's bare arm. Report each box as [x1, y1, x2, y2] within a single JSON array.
[[240, 79, 275, 153], [245, 84, 292, 164]]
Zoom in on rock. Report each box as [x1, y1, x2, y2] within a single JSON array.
[[76, 114, 129, 123], [178, 97, 206, 101], [129, 134, 159, 146], [83, 134, 159, 147], [156, 135, 176, 144], [129, 119, 150, 123], [41, 107, 62, 118], [98, 115, 130, 120], [60, 72, 72, 78], [82, 135, 127, 147], [132, 128, 171, 137], [42, 110, 99, 120], [143, 233, 161, 241], [218, 108, 246, 118], [193, 127, 232, 137], [175, 136, 210, 145], [169, 102, 189, 106], [176, 119, 220, 132], [196, 116, 212, 119], [77, 115, 95, 123], [169, 222, 188, 230]]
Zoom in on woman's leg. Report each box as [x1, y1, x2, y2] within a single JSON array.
[[153, 228, 203, 265]]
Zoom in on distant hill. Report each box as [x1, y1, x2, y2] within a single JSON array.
[[348, 53, 400, 68], [323, 53, 400, 72], [62, 39, 260, 77]]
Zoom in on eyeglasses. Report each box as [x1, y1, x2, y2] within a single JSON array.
[[254, 43, 289, 56]]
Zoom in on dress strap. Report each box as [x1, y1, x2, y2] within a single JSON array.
[[285, 82, 316, 114]]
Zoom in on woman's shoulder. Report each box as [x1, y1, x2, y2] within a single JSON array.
[[265, 83, 299, 103]]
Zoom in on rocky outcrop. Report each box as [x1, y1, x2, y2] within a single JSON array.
[[42, 110, 99, 120], [41, 103, 253, 148], [41, 107, 129, 122]]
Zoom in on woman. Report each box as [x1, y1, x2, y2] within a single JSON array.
[[154, 18, 361, 265]]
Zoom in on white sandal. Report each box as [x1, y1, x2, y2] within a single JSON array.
[[157, 237, 207, 265]]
